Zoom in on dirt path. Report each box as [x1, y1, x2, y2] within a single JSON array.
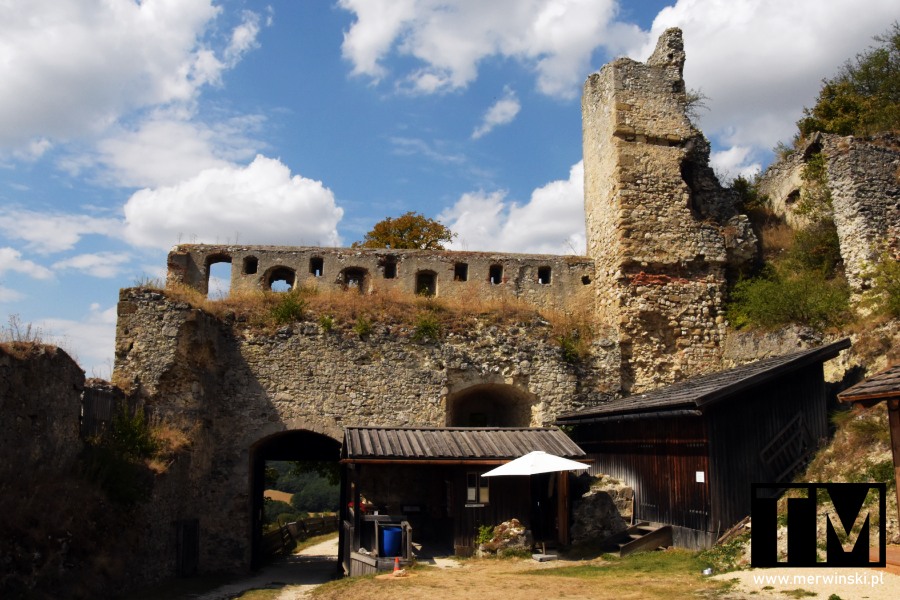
[[129, 536, 341, 600]]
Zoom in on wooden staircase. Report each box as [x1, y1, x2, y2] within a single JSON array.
[[602, 521, 673, 556]]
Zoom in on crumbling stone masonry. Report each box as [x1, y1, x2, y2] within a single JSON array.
[[757, 132, 900, 292], [582, 28, 756, 392], [113, 288, 621, 571], [167, 245, 595, 315]]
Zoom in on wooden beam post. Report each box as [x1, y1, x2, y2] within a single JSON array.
[[888, 399, 900, 528], [557, 472, 570, 546]]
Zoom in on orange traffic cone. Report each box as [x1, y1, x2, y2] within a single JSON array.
[[393, 556, 400, 573]]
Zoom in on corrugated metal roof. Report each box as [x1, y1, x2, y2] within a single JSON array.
[[838, 364, 900, 403], [557, 339, 850, 421], [343, 427, 585, 461]]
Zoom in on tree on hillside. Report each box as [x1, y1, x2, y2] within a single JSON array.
[[797, 22, 900, 138], [353, 211, 455, 250]]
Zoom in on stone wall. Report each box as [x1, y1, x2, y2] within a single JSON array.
[[757, 133, 900, 290], [167, 244, 595, 315], [0, 344, 84, 475], [113, 287, 621, 573], [581, 28, 755, 392]]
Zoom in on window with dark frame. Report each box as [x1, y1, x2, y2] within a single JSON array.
[[383, 260, 397, 279], [243, 256, 258, 275], [466, 472, 490, 505]]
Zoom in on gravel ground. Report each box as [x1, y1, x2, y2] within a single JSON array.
[[713, 567, 900, 599]]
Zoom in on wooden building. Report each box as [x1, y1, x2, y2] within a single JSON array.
[[837, 364, 900, 528], [556, 340, 850, 549], [339, 426, 586, 573]]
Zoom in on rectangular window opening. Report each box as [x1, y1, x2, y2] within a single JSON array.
[[466, 472, 490, 505], [454, 263, 468, 282], [489, 265, 503, 285], [538, 266, 551, 285], [310, 257, 324, 277]]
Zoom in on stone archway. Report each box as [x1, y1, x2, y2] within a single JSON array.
[[444, 383, 537, 427], [249, 429, 342, 568]]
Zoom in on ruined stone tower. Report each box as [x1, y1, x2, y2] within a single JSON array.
[[582, 28, 755, 392]]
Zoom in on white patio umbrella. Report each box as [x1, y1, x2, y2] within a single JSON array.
[[481, 450, 589, 477]]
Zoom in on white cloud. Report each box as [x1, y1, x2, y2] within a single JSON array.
[[53, 252, 133, 279], [80, 111, 265, 188], [710, 146, 761, 183], [339, 0, 642, 98], [0, 247, 54, 279], [0, 1, 265, 153], [0, 209, 120, 254], [472, 88, 521, 139], [123, 155, 344, 250], [441, 161, 585, 255], [390, 137, 466, 164], [40, 304, 118, 379], [634, 0, 899, 158], [0, 285, 24, 302]]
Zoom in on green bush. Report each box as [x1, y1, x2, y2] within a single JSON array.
[[290, 478, 340, 513], [81, 404, 158, 505], [108, 405, 157, 460], [728, 268, 850, 331], [353, 315, 372, 337], [269, 291, 306, 325], [868, 253, 900, 317], [413, 311, 442, 341], [788, 219, 842, 277], [476, 524, 494, 545]]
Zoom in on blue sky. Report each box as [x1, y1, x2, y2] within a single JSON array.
[[0, 0, 896, 377]]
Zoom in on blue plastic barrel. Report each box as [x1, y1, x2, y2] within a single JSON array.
[[381, 526, 402, 557]]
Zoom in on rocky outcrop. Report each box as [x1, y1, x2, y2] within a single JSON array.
[[570, 475, 632, 545], [476, 518, 531, 556]]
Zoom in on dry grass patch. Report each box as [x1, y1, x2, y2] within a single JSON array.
[[759, 221, 795, 260], [310, 550, 729, 600], [141, 284, 577, 346]]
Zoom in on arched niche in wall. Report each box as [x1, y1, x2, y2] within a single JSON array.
[[263, 266, 297, 292], [205, 252, 232, 299], [445, 383, 537, 427], [340, 267, 368, 293]]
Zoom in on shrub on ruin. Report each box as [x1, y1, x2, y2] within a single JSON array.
[[413, 311, 442, 342], [865, 252, 900, 318], [318, 314, 335, 332], [81, 405, 158, 505], [786, 218, 843, 278], [797, 22, 900, 138], [728, 267, 850, 331], [269, 290, 306, 325], [353, 314, 372, 337]]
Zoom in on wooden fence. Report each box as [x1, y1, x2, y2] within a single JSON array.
[[262, 515, 340, 560]]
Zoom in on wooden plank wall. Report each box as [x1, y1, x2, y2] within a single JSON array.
[[575, 416, 710, 533], [706, 364, 827, 534], [450, 468, 531, 554]]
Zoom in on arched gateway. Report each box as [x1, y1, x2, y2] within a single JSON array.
[[249, 430, 342, 568]]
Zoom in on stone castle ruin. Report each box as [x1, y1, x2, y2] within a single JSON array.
[[5, 29, 897, 587], [757, 131, 900, 293]]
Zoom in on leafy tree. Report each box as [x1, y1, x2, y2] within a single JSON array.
[[353, 211, 455, 250], [798, 22, 900, 137]]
